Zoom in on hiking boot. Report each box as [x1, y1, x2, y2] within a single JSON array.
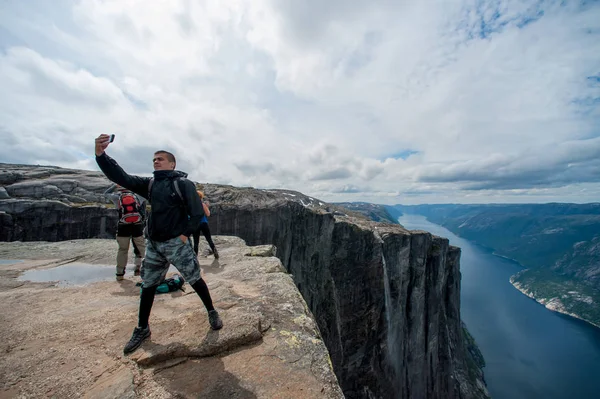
[[208, 310, 223, 330], [123, 326, 151, 354], [116, 273, 125, 281], [213, 247, 219, 259]]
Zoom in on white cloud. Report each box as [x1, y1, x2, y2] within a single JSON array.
[[0, 0, 599, 205]]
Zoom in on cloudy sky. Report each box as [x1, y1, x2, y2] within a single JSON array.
[[1, 0, 599, 205]]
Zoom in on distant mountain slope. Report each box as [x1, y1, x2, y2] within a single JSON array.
[[394, 203, 600, 328], [334, 202, 399, 225]]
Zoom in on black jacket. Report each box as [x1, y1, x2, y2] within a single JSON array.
[[96, 153, 204, 242]]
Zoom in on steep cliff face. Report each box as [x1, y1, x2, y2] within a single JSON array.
[[0, 164, 486, 398], [0, 199, 117, 241], [205, 185, 487, 398], [0, 163, 118, 241]]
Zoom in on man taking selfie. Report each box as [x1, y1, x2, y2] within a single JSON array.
[[94, 134, 223, 355]]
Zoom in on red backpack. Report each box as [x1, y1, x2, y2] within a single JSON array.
[[118, 192, 143, 224]]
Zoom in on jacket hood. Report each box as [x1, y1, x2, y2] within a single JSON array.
[[153, 170, 188, 179]]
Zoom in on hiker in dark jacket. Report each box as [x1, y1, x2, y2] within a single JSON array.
[[94, 134, 223, 355]]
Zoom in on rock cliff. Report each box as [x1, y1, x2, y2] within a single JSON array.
[[0, 163, 487, 398], [204, 185, 486, 398], [0, 163, 118, 241]]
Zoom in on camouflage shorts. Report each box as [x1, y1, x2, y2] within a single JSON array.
[[141, 236, 201, 288]]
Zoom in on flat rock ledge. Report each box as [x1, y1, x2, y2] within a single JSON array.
[[0, 236, 343, 398]]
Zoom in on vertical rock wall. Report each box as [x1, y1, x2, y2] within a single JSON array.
[[0, 199, 117, 241], [211, 199, 484, 398]]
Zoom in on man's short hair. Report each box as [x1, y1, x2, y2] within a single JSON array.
[[154, 150, 176, 164]]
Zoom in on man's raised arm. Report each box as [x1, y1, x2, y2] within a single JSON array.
[[95, 134, 150, 198]]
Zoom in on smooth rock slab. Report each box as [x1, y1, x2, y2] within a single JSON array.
[[0, 237, 344, 398]]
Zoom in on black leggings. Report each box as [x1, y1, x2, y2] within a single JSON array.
[[138, 278, 214, 328], [193, 223, 215, 255]]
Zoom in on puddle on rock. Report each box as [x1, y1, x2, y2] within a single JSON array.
[[0, 259, 24, 265], [19, 263, 126, 287], [18, 264, 178, 287]]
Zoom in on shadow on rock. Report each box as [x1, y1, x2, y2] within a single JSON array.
[[154, 356, 258, 398], [203, 258, 225, 274], [111, 279, 140, 297]]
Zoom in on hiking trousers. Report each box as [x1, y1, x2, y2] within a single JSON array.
[[116, 223, 145, 275], [141, 236, 201, 288], [192, 222, 215, 255]]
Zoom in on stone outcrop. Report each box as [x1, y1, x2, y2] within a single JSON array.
[[0, 163, 488, 398], [204, 184, 488, 398], [0, 238, 343, 398], [0, 199, 117, 241], [0, 163, 118, 241]]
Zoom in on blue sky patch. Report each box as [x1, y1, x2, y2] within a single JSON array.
[[384, 150, 419, 161], [122, 91, 148, 110]]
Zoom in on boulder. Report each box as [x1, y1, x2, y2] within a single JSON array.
[[245, 244, 277, 257]]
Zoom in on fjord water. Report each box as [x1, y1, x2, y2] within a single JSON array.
[[398, 214, 600, 399]]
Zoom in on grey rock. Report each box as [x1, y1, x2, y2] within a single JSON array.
[[0, 171, 23, 185], [60, 194, 89, 203], [83, 367, 135, 399], [6, 181, 62, 198], [0, 199, 117, 241], [244, 244, 277, 257], [0, 211, 13, 241], [0, 187, 9, 199], [44, 178, 79, 193], [0, 238, 344, 398], [205, 184, 488, 399]]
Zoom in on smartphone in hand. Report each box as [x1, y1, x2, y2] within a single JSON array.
[[109, 134, 115, 143]]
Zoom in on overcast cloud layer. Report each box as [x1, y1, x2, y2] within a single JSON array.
[[1, 0, 599, 204]]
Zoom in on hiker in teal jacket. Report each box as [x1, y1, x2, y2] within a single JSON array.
[[94, 134, 222, 355]]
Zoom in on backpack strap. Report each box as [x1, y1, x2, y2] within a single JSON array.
[[148, 178, 154, 203], [173, 179, 184, 202], [147, 177, 185, 204]]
